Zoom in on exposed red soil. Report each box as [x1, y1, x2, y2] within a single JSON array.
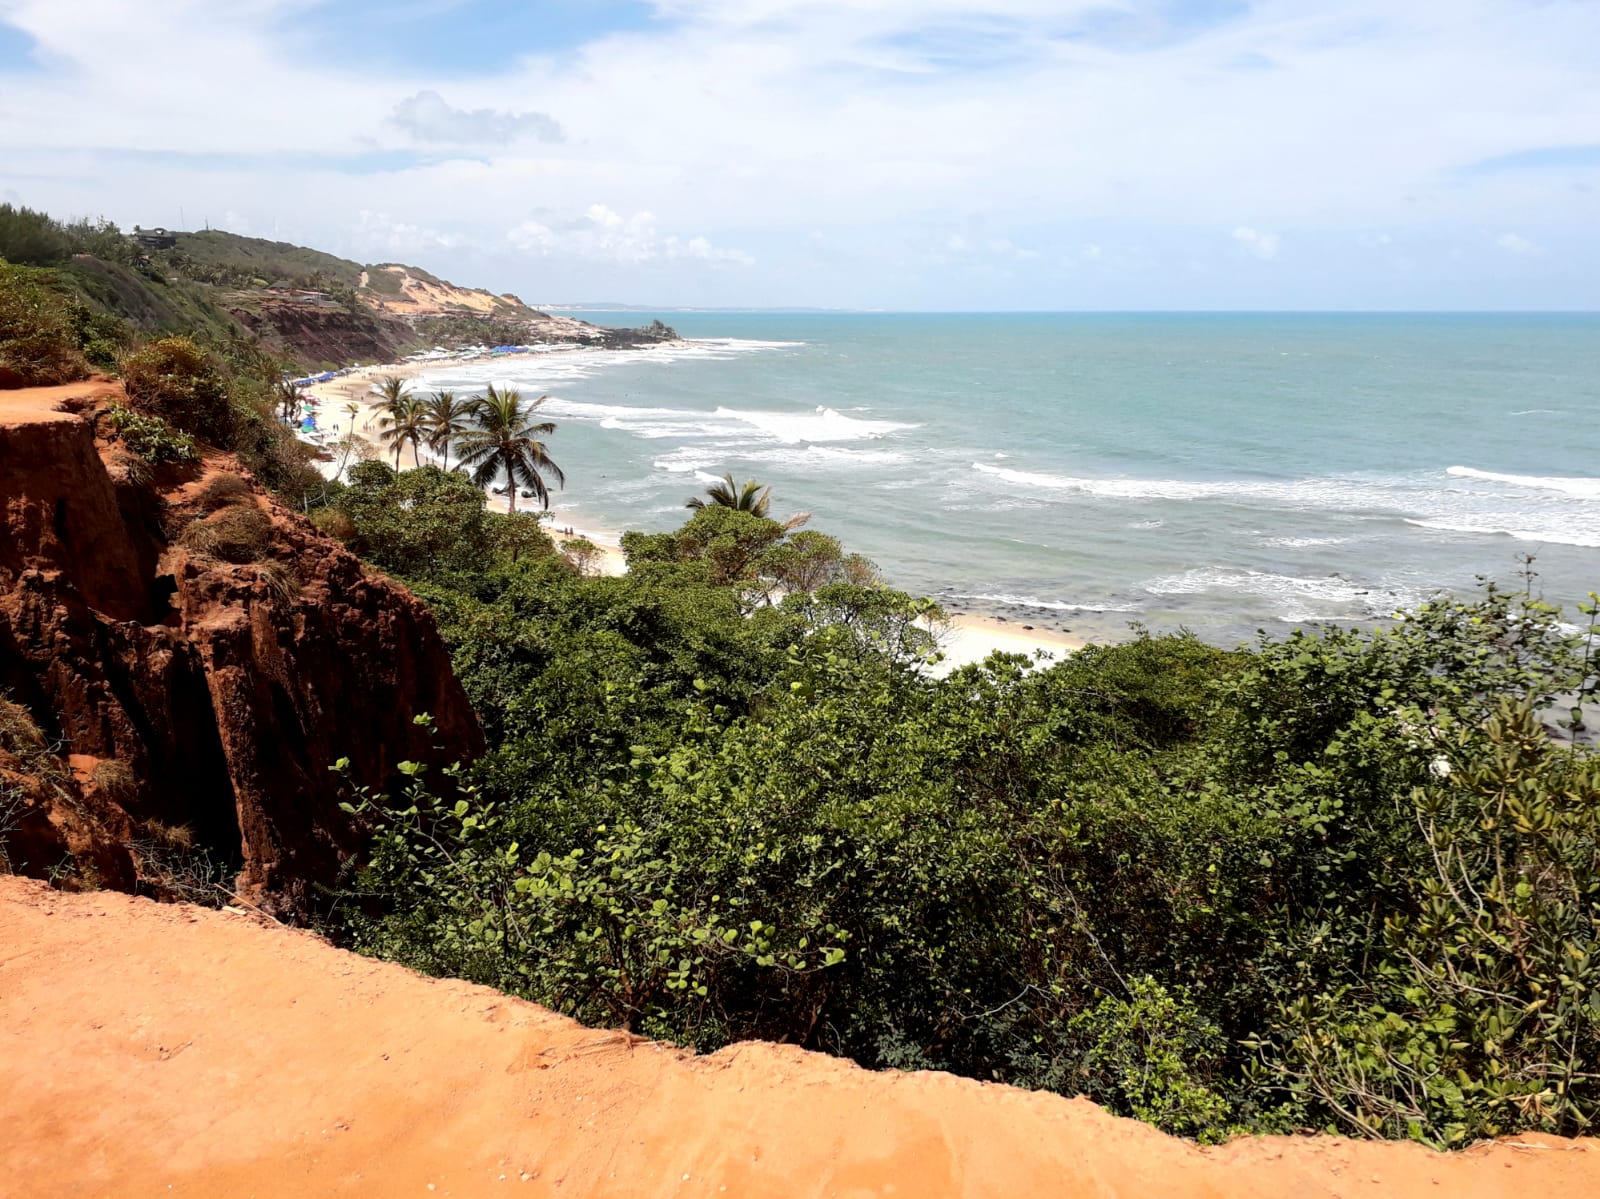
[[2, 877, 1595, 1199], [0, 379, 481, 913]]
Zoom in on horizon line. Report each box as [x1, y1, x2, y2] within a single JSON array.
[[544, 306, 1600, 316]]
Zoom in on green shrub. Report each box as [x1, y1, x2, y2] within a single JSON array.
[[120, 336, 235, 445], [105, 403, 198, 464], [1065, 978, 1241, 1142], [0, 203, 74, 267], [0, 262, 89, 386], [332, 462, 499, 582], [1253, 698, 1600, 1144]]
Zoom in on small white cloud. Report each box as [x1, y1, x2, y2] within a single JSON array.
[[1231, 226, 1281, 260], [945, 233, 971, 254], [983, 237, 1037, 261], [354, 210, 463, 256], [667, 234, 754, 265], [391, 91, 563, 145], [1081, 243, 1103, 261], [507, 204, 750, 266], [1496, 232, 1544, 256]]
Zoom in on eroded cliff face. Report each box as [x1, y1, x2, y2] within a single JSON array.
[[226, 297, 412, 368], [0, 380, 482, 915]]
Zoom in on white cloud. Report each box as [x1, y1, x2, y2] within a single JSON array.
[[1231, 226, 1282, 260], [1496, 231, 1544, 256], [354, 211, 464, 258], [390, 91, 563, 146], [506, 204, 751, 266]]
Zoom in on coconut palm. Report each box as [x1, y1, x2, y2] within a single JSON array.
[[423, 390, 473, 473], [375, 374, 410, 410], [456, 385, 565, 513], [376, 395, 428, 468], [343, 399, 362, 433], [686, 473, 772, 517], [273, 379, 304, 423]]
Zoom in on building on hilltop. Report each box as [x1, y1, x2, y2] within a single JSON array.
[[131, 226, 177, 250]]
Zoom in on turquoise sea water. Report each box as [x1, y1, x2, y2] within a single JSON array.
[[412, 313, 1600, 645]]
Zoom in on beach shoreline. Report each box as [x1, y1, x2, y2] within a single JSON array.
[[296, 354, 1098, 667]]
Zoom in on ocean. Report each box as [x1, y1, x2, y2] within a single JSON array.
[[411, 312, 1600, 646]]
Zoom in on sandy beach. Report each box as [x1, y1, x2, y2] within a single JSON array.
[[298, 357, 1085, 667], [933, 613, 1087, 671]]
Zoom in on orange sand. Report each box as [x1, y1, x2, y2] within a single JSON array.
[[3, 877, 1595, 1198]]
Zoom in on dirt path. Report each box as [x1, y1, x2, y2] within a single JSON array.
[[2, 878, 1595, 1198], [0, 377, 120, 424]]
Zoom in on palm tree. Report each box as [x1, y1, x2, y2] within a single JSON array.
[[376, 395, 428, 468], [372, 376, 418, 467], [456, 385, 565, 513], [343, 399, 361, 433], [423, 390, 473, 473], [686, 473, 772, 517], [273, 380, 304, 423], [375, 374, 410, 410]]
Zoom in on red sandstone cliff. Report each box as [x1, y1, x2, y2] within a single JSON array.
[[0, 379, 482, 915]]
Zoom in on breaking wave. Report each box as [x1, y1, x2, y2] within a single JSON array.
[[1445, 466, 1600, 501]]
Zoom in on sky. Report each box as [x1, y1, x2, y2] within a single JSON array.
[[0, 0, 1597, 310]]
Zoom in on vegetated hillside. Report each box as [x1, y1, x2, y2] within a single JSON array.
[[6, 875, 1597, 1199], [152, 229, 678, 366], [0, 204, 676, 370]]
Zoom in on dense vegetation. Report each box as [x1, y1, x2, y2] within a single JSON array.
[[309, 458, 1600, 1148]]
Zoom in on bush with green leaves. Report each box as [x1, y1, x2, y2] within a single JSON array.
[[331, 461, 511, 582], [105, 403, 198, 464], [0, 203, 75, 267], [0, 262, 91, 387], [119, 336, 236, 445]]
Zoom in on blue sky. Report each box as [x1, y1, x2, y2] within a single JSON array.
[[1, 0, 1597, 309]]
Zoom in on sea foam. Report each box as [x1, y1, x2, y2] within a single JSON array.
[[1403, 519, 1600, 549], [971, 462, 1600, 548], [1446, 466, 1600, 501], [716, 406, 917, 443], [1143, 568, 1424, 623]]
